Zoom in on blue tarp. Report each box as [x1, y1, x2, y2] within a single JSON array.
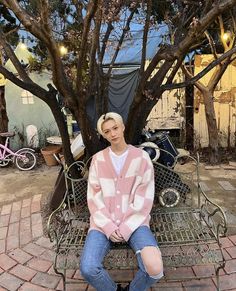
[[102, 25, 169, 66]]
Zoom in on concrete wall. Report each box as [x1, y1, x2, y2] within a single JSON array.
[[5, 71, 59, 149]]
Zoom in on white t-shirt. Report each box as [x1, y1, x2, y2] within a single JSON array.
[[109, 147, 128, 175]]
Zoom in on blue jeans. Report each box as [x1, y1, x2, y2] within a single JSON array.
[[80, 226, 163, 291]]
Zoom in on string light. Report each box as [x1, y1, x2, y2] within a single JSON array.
[[59, 45, 68, 56], [19, 42, 27, 49], [222, 31, 231, 42]]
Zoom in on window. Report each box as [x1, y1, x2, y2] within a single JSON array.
[[21, 90, 34, 104]]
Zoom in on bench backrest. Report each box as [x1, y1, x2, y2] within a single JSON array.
[[64, 153, 200, 218]]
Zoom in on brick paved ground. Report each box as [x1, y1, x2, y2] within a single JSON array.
[[1, 195, 236, 291]]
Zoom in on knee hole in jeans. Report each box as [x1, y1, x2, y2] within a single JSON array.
[[139, 246, 163, 277]]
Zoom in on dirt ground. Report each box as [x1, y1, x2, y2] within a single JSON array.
[[0, 164, 59, 207]]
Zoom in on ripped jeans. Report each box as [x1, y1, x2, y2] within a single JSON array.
[[80, 226, 163, 291]]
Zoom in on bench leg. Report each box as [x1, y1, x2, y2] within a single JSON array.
[[53, 255, 66, 290], [216, 264, 224, 291]]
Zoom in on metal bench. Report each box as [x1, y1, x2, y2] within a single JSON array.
[[47, 153, 227, 291]]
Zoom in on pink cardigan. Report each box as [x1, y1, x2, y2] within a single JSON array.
[[87, 145, 154, 241]]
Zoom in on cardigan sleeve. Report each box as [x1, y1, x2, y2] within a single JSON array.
[[119, 154, 155, 241], [87, 157, 119, 239]]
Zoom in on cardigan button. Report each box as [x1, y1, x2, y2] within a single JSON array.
[[117, 205, 120, 208], [116, 219, 120, 224], [116, 190, 120, 194]]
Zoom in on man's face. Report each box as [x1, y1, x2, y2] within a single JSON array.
[[102, 119, 125, 145]]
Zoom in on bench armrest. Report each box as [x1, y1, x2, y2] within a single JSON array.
[[46, 191, 68, 245], [199, 184, 227, 241]]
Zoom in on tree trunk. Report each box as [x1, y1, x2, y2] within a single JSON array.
[[0, 86, 8, 144], [202, 90, 219, 164], [126, 95, 158, 144]]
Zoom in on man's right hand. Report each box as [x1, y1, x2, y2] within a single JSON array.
[[110, 230, 124, 243]]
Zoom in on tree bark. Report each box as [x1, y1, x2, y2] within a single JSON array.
[[0, 86, 8, 144], [202, 90, 219, 164]]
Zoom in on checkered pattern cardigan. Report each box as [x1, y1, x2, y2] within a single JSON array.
[[87, 145, 154, 241]]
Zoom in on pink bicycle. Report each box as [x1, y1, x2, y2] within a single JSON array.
[[0, 132, 37, 171]]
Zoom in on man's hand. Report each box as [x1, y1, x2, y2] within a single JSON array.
[[110, 230, 124, 243]]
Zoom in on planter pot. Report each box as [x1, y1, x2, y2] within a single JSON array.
[[41, 145, 62, 166]]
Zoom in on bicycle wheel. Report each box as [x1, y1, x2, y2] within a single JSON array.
[[14, 150, 37, 171], [0, 159, 10, 167]]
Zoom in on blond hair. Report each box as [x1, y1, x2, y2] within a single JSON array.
[[97, 112, 124, 136]]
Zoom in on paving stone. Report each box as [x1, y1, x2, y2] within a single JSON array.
[[229, 235, 236, 245], [0, 254, 17, 270], [195, 182, 210, 191], [9, 211, 20, 224], [192, 265, 215, 277], [152, 281, 183, 290], [8, 248, 33, 265], [27, 258, 52, 272], [0, 215, 10, 227], [21, 207, 31, 219], [229, 161, 236, 167], [218, 181, 236, 191], [0, 272, 23, 291], [205, 165, 221, 170], [32, 223, 43, 239], [0, 268, 3, 274], [47, 266, 61, 277], [31, 272, 61, 289], [73, 269, 84, 280], [1, 205, 12, 216], [31, 213, 42, 225], [12, 202, 22, 212], [225, 246, 236, 259], [8, 222, 20, 237], [39, 249, 54, 262], [9, 264, 37, 281], [220, 237, 234, 248], [19, 231, 32, 246], [18, 282, 48, 291], [35, 236, 53, 249], [22, 243, 45, 257], [0, 227, 7, 240], [109, 269, 134, 282], [215, 273, 236, 290], [164, 266, 195, 279], [22, 199, 31, 208], [224, 259, 236, 274], [56, 279, 89, 291], [20, 217, 30, 232], [0, 241, 5, 255], [182, 278, 216, 290], [31, 201, 41, 213], [6, 236, 20, 251], [223, 249, 232, 260], [32, 195, 42, 202]]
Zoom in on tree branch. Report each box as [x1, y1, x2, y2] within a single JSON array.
[[76, 0, 99, 95], [204, 30, 218, 59], [0, 30, 33, 83], [98, 22, 114, 66], [0, 65, 49, 101], [107, 4, 139, 76], [140, 0, 151, 76], [161, 45, 236, 91]]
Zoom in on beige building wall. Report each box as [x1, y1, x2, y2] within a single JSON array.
[[145, 60, 185, 131], [194, 54, 236, 148]]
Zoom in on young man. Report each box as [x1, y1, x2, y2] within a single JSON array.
[[80, 112, 163, 291]]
